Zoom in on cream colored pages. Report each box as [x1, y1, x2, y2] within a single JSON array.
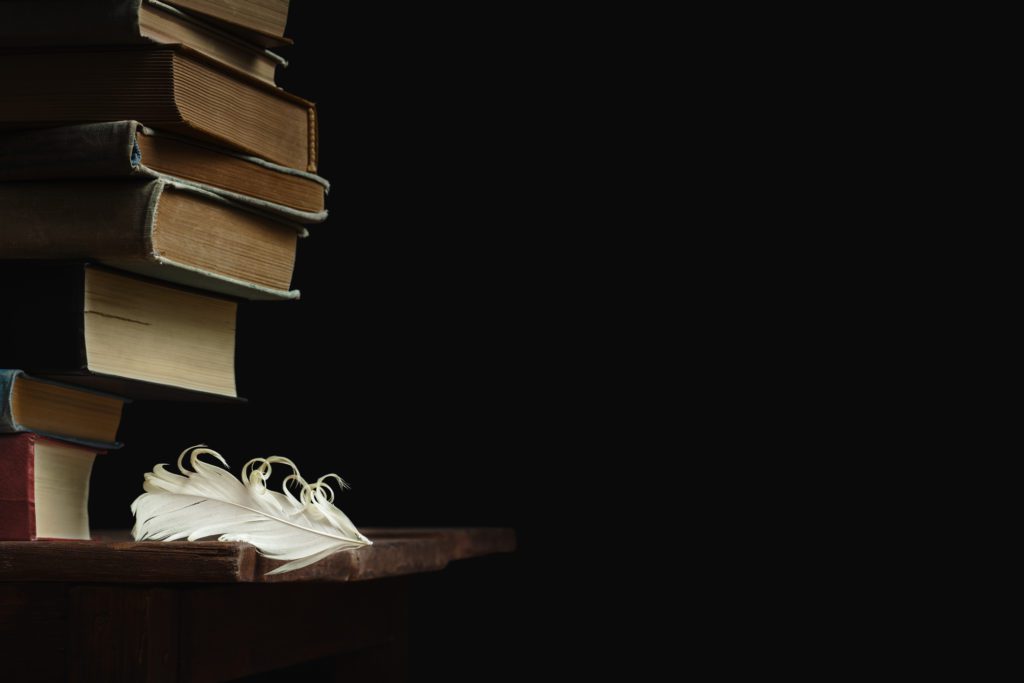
[[83, 269, 238, 397], [34, 440, 97, 540]]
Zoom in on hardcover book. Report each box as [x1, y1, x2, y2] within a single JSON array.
[[0, 433, 103, 541], [0, 45, 317, 171], [0, 178, 305, 300], [0, 0, 288, 86], [0, 121, 327, 219], [0, 263, 241, 401], [165, 0, 292, 46], [1, 369, 126, 450]]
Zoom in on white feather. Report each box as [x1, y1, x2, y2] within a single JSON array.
[[131, 445, 372, 575]]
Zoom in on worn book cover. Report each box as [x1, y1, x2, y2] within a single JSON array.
[[0, 0, 288, 85], [0, 177, 305, 300], [0, 45, 317, 171], [0, 432, 103, 541], [1, 369, 126, 449], [0, 121, 327, 219]]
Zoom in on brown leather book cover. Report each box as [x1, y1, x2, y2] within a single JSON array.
[[165, 0, 293, 46], [0, 433, 38, 541], [0, 433, 105, 541], [0, 45, 316, 172], [0, 178, 303, 301], [0, 0, 285, 85], [0, 121, 327, 219]]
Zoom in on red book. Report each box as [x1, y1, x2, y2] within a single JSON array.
[[0, 433, 103, 541]]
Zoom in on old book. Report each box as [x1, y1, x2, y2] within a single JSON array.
[[0, 433, 102, 541], [0, 0, 287, 86], [1, 369, 126, 449], [0, 263, 240, 401], [165, 0, 291, 47], [0, 46, 317, 172], [0, 178, 305, 300], [0, 121, 327, 219]]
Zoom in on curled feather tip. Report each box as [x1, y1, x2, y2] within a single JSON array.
[[131, 445, 371, 575]]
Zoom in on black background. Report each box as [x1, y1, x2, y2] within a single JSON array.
[[88, 8, 549, 680]]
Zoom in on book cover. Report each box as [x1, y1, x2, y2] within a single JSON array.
[[0, 369, 127, 449], [0, 121, 328, 221], [0, 262, 244, 402], [0, 0, 287, 85], [0, 433, 36, 541], [0, 433, 104, 541], [0, 177, 306, 301], [165, 0, 292, 46], [0, 45, 317, 172]]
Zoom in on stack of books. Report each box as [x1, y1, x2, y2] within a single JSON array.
[[0, 0, 325, 541]]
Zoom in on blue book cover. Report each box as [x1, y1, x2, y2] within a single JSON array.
[[1, 369, 128, 449]]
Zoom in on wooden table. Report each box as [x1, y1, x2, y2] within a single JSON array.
[[0, 527, 515, 682]]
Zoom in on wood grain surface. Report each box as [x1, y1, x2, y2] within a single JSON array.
[[0, 527, 516, 583]]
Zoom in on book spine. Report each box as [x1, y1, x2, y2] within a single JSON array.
[[0, 0, 145, 47], [0, 433, 37, 541], [0, 369, 27, 433], [0, 121, 142, 181], [0, 180, 157, 259]]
